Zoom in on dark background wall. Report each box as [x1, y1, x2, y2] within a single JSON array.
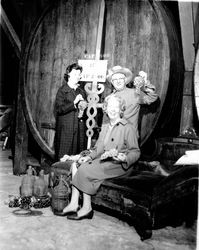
[[0, 0, 22, 105], [0, 27, 19, 105]]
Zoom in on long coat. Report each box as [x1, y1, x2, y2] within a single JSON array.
[[54, 80, 87, 160], [114, 86, 157, 134], [72, 119, 140, 195], [103, 85, 158, 138]]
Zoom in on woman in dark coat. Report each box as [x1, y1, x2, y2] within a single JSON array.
[[55, 95, 140, 219], [54, 63, 87, 161]]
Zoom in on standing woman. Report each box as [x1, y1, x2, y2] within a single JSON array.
[[54, 63, 87, 161]]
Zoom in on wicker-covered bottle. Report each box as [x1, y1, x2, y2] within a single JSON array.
[[51, 175, 71, 213]]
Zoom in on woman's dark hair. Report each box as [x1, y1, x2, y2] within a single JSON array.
[[64, 63, 83, 81]]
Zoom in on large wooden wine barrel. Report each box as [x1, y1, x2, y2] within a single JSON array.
[[22, 0, 184, 159]]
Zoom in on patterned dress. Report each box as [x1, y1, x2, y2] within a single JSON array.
[[54, 80, 87, 161]]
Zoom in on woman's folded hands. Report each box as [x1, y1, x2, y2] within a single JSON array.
[[113, 152, 127, 162], [100, 149, 127, 162]]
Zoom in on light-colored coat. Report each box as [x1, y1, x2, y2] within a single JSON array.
[[89, 119, 140, 169], [114, 86, 158, 137], [72, 119, 140, 195]]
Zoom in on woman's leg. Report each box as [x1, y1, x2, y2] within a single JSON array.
[[71, 161, 78, 178], [77, 192, 92, 216], [63, 162, 79, 212], [67, 192, 94, 220], [63, 185, 80, 212]]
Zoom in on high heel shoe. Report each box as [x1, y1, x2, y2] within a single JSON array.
[[67, 210, 94, 220], [54, 206, 80, 216]]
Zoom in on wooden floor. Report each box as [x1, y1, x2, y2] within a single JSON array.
[[0, 144, 197, 250]]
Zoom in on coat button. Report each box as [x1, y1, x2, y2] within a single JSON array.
[[111, 138, 114, 141]]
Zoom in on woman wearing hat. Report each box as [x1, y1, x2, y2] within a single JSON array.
[[105, 66, 158, 137], [54, 95, 140, 219]]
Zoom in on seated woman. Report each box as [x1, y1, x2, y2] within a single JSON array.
[[55, 95, 140, 219]]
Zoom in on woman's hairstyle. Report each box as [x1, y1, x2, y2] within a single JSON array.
[[103, 94, 126, 118], [64, 63, 83, 81]]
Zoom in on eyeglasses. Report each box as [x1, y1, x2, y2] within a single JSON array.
[[112, 78, 125, 84]]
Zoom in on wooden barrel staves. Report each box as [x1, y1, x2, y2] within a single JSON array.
[[194, 47, 199, 120], [22, 0, 184, 159]]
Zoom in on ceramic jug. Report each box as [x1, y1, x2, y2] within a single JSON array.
[[51, 175, 71, 212]]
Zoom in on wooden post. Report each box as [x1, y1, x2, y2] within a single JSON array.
[[0, 3, 28, 175], [13, 1, 29, 175], [178, 2, 197, 137], [95, 0, 105, 60], [85, 0, 105, 149], [194, 48, 199, 119], [13, 95, 28, 175], [192, 2, 199, 48], [0, 5, 25, 174], [179, 72, 194, 135]]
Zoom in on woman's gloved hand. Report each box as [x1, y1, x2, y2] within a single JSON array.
[[74, 94, 84, 106], [78, 156, 92, 164], [112, 152, 127, 162], [60, 154, 71, 162], [100, 148, 118, 160], [78, 100, 88, 118], [60, 154, 80, 162]]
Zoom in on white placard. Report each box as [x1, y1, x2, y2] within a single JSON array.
[[78, 60, 108, 82], [174, 150, 199, 165]]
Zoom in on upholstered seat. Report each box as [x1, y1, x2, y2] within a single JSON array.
[[50, 161, 198, 240]]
